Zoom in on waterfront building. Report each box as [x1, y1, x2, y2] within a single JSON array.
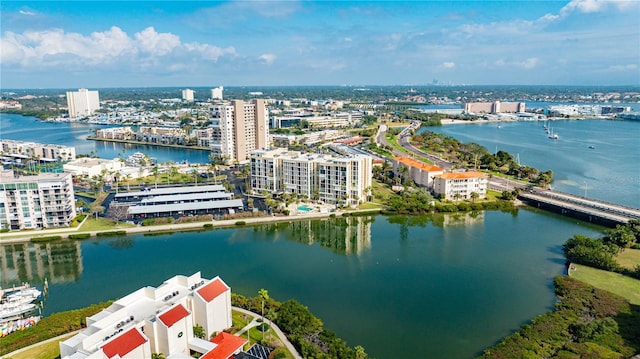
[[112, 185, 243, 219], [393, 157, 444, 189], [270, 111, 363, 129], [464, 101, 525, 114], [182, 89, 195, 102], [250, 148, 372, 206], [209, 99, 269, 163], [0, 139, 76, 162], [59, 272, 247, 359], [433, 171, 488, 201], [63, 158, 124, 178], [66, 88, 100, 118], [211, 86, 224, 100], [0, 171, 76, 230], [270, 129, 345, 147], [0, 100, 22, 109], [94, 127, 134, 140]]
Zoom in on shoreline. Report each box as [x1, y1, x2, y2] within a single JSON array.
[[87, 136, 212, 152], [440, 116, 618, 125], [0, 208, 382, 245]]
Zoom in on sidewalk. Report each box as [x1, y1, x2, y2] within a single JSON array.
[[0, 207, 382, 245], [233, 306, 303, 359]]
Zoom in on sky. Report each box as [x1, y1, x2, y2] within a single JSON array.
[[1, 0, 639, 88]]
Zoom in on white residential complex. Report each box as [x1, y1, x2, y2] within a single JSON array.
[[210, 99, 269, 163], [0, 171, 76, 230], [182, 89, 195, 102], [433, 171, 488, 201], [66, 88, 100, 118], [60, 272, 248, 359], [250, 148, 372, 206], [210, 86, 224, 100], [0, 139, 76, 162]]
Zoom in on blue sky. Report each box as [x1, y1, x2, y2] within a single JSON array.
[[1, 1, 638, 88]]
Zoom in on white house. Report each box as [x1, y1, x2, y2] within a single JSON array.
[[433, 171, 488, 201]]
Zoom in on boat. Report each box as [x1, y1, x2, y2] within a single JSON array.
[[1, 284, 41, 306], [588, 145, 595, 149], [548, 128, 559, 140], [0, 303, 37, 323]]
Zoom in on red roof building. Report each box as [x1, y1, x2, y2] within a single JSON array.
[[197, 278, 229, 302], [202, 332, 248, 359], [158, 304, 190, 327], [101, 327, 148, 359]]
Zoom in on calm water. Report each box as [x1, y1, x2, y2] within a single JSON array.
[[1, 211, 603, 358], [0, 113, 211, 164], [425, 119, 640, 207]]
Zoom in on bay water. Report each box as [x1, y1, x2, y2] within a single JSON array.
[[0, 112, 635, 357]]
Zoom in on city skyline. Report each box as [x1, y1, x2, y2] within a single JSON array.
[[1, 0, 639, 89]]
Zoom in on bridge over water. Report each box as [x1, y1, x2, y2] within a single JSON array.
[[518, 189, 640, 226]]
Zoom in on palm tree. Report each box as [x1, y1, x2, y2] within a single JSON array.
[[470, 191, 479, 203], [151, 353, 165, 359], [258, 288, 269, 340]]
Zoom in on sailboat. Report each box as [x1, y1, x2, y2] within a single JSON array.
[[548, 127, 558, 140]]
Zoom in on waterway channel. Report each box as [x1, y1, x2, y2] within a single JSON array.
[[1, 211, 603, 358]]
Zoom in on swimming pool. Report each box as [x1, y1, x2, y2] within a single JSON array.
[[298, 205, 313, 212]]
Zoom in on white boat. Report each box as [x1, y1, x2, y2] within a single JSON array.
[[548, 128, 559, 139], [1, 284, 41, 305], [0, 303, 36, 323]]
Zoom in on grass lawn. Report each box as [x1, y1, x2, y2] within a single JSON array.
[[358, 202, 384, 210], [617, 248, 640, 270], [79, 218, 135, 232], [231, 309, 254, 334], [370, 179, 394, 205], [3, 333, 74, 359], [569, 264, 640, 305]]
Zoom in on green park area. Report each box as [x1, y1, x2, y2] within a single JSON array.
[[570, 264, 640, 305]]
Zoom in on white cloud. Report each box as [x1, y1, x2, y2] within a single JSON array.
[[258, 53, 277, 65], [1, 26, 237, 69], [441, 62, 455, 69], [560, 0, 634, 16], [19, 10, 36, 16], [520, 58, 539, 69]]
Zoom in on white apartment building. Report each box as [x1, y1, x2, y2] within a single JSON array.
[[182, 89, 195, 102], [0, 140, 76, 162], [94, 126, 134, 140], [60, 272, 246, 359], [393, 157, 444, 189], [211, 86, 224, 100], [250, 148, 372, 206], [209, 99, 269, 163], [0, 171, 76, 230], [433, 171, 488, 201], [63, 158, 124, 178], [66, 88, 100, 118]]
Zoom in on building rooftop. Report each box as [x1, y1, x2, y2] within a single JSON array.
[[159, 304, 190, 327], [139, 192, 233, 205], [394, 157, 444, 172], [101, 327, 148, 359], [201, 332, 247, 359], [437, 171, 488, 179], [128, 199, 243, 215], [116, 185, 226, 198], [197, 278, 229, 303]]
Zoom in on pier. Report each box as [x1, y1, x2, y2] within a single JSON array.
[[518, 189, 640, 226]]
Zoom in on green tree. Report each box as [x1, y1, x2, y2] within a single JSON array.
[[151, 353, 165, 359], [193, 324, 205, 339], [470, 191, 479, 203], [355, 345, 368, 359]]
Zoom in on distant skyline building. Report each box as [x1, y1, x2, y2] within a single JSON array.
[[209, 99, 269, 163], [464, 101, 525, 114], [66, 88, 100, 118], [182, 88, 195, 102], [211, 86, 224, 100]]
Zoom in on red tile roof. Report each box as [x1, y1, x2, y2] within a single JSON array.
[[158, 304, 190, 328], [202, 332, 248, 359], [394, 157, 444, 172], [102, 327, 147, 358], [197, 278, 229, 303], [437, 171, 488, 179]]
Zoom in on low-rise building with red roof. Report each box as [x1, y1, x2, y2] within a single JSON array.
[[393, 157, 445, 188], [59, 272, 242, 359]]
